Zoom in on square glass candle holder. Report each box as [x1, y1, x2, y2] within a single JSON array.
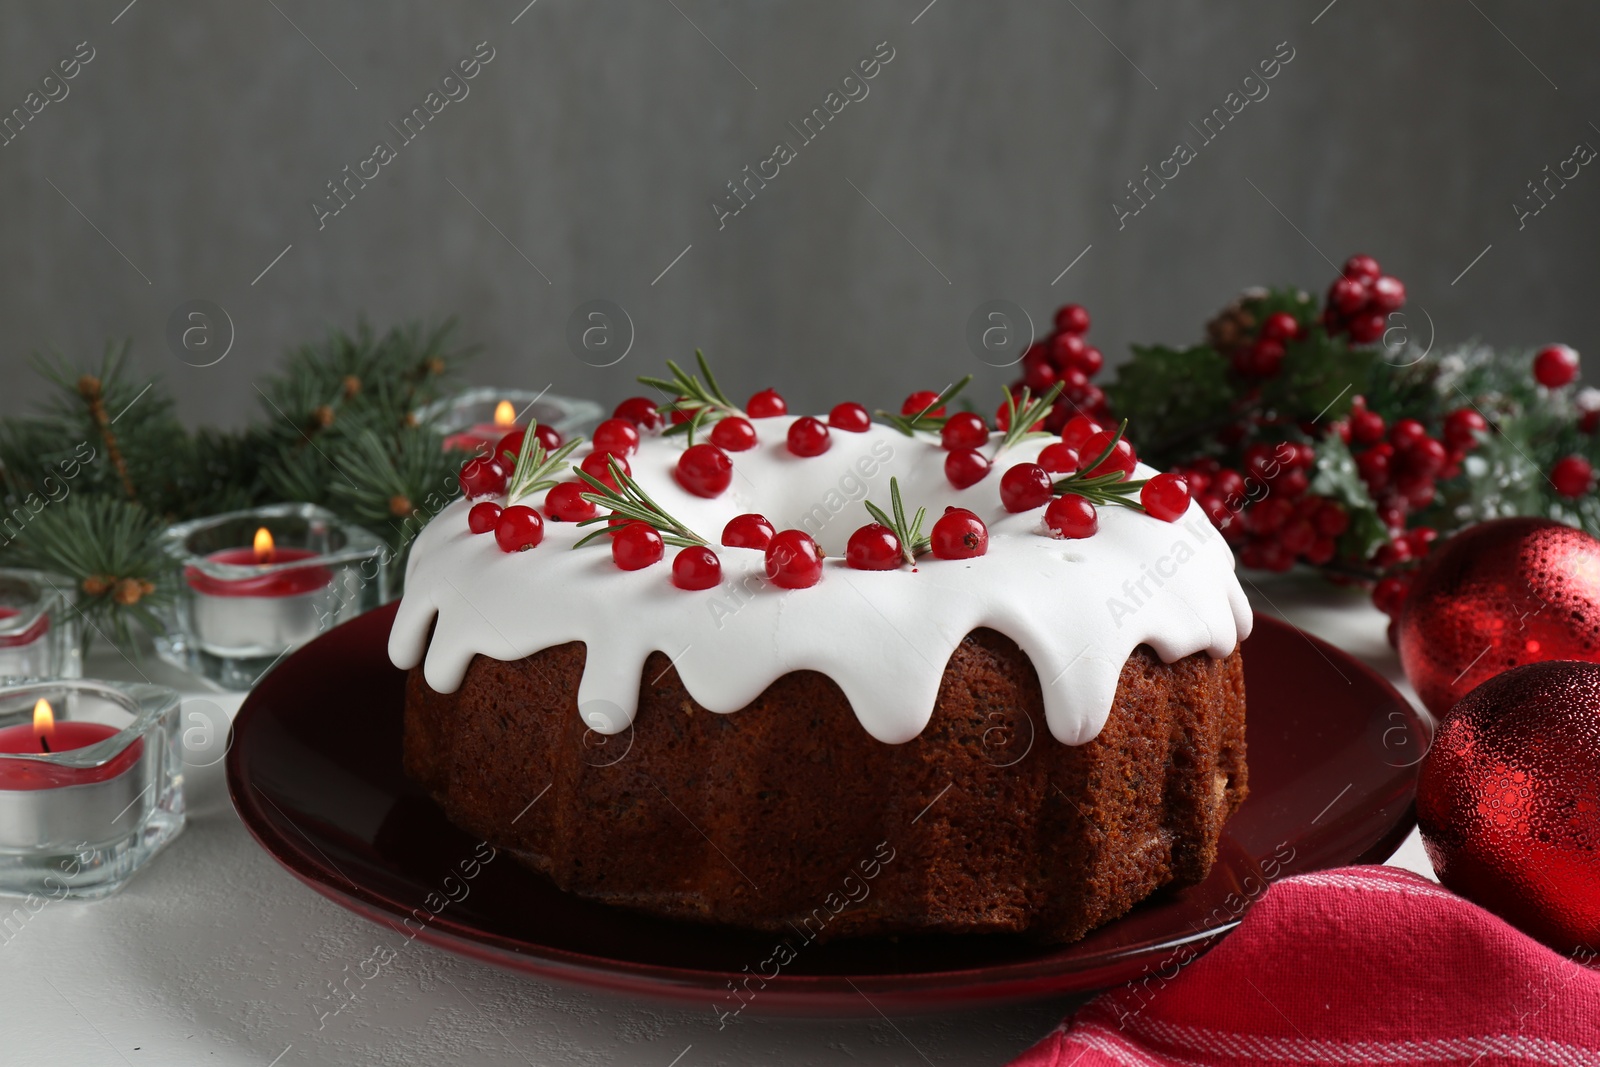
[[157, 504, 387, 690], [414, 387, 603, 454], [0, 569, 82, 683], [0, 679, 183, 900]]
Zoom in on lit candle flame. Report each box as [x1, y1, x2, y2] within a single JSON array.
[[33, 699, 54, 743], [493, 400, 516, 427], [253, 526, 276, 564]]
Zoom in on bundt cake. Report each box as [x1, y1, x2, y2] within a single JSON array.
[[389, 369, 1253, 943]]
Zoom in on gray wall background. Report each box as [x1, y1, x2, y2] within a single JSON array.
[[1, 1, 1596, 426]]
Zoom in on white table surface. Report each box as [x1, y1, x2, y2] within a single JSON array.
[[1, 571, 1434, 1067]]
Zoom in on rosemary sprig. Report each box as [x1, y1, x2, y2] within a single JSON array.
[[504, 420, 585, 503], [877, 375, 973, 436], [572, 457, 709, 549], [996, 382, 1065, 451], [1051, 419, 1148, 510], [862, 477, 930, 566], [637, 350, 741, 437]]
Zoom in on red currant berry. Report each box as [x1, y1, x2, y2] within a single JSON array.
[[468, 501, 503, 534], [1261, 311, 1301, 342], [1406, 526, 1439, 556], [1314, 501, 1350, 537], [671, 546, 722, 590], [613, 396, 665, 432], [1141, 473, 1191, 522], [1051, 333, 1087, 367], [722, 513, 776, 549], [1443, 408, 1488, 450], [675, 443, 732, 497], [668, 398, 694, 425], [1370, 275, 1406, 313], [1356, 443, 1393, 490], [1305, 537, 1337, 565], [931, 507, 988, 559], [494, 505, 544, 553], [747, 389, 788, 417], [612, 522, 664, 570], [765, 530, 823, 589], [1079, 431, 1138, 480], [1000, 463, 1053, 512], [786, 416, 831, 457], [1389, 418, 1427, 451], [1402, 436, 1447, 476], [846, 523, 903, 570], [534, 424, 563, 451], [544, 482, 597, 522], [1045, 494, 1098, 539], [1059, 414, 1103, 453], [1329, 276, 1369, 315], [828, 402, 871, 432], [1024, 360, 1060, 393], [1347, 311, 1387, 344], [945, 448, 991, 489], [900, 390, 945, 417], [940, 412, 989, 451], [1552, 454, 1594, 498], [1071, 346, 1105, 376], [710, 416, 758, 452], [592, 418, 641, 457], [494, 429, 526, 466], [1343, 254, 1381, 280], [1037, 442, 1080, 475], [580, 449, 629, 488], [459, 456, 507, 498], [1534, 344, 1580, 388], [1349, 408, 1386, 445], [1371, 539, 1412, 568], [1372, 575, 1412, 616], [1250, 338, 1286, 376], [1054, 304, 1091, 334]]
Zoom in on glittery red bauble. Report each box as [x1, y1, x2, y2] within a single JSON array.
[[1396, 518, 1600, 717], [1417, 660, 1600, 952]]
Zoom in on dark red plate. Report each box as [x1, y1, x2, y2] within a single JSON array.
[[226, 603, 1424, 1014]]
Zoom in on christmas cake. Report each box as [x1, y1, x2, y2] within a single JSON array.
[[389, 349, 1253, 944]]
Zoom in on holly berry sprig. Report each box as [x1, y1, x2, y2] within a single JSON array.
[[878, 375, 973, 435], [504, 420, 584, 503], [572, 456, 710, 549], [637, 350, 741, 443], [860, 477, 930, 567]]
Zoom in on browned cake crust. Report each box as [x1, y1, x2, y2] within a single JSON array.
[[403, 630, 1246, 944]]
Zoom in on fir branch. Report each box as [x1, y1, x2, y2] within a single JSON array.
[[5, 496, 171, 653], [877, 375, 973, 436], [572, 458, 708, 549], [503, 421, 584, 503], [638, 350, 741, 436], [1051, 420, 1148, 510], [862, 477, 930, 566], [997, 382, 1064, 451]]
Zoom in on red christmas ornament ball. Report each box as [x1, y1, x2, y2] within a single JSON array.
[[1417, 660, 1600, 952], [1397, 518, 1600, 717]]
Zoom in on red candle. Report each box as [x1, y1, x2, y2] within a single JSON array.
[[0, 699, 142, 790], [184, 527, 334, 597], [443, 399, 520, 453]]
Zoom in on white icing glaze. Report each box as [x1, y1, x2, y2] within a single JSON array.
[[388, 416, 1253, 746]]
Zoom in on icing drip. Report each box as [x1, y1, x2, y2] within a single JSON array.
[[388, 416, 1253, 745]]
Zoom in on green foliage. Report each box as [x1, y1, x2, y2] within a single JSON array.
[[0, 319, 477, 654]]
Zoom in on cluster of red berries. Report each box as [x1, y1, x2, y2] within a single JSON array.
[[996, 414, 1191, 536], [844, 508, 990, 569], [1534, 344, 1595, 499], [1173, 443, 1345, 572], [1230, 310, 1302, 378], [1013, 304, 1113, 433], [1323, 254, 1406, 344]]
